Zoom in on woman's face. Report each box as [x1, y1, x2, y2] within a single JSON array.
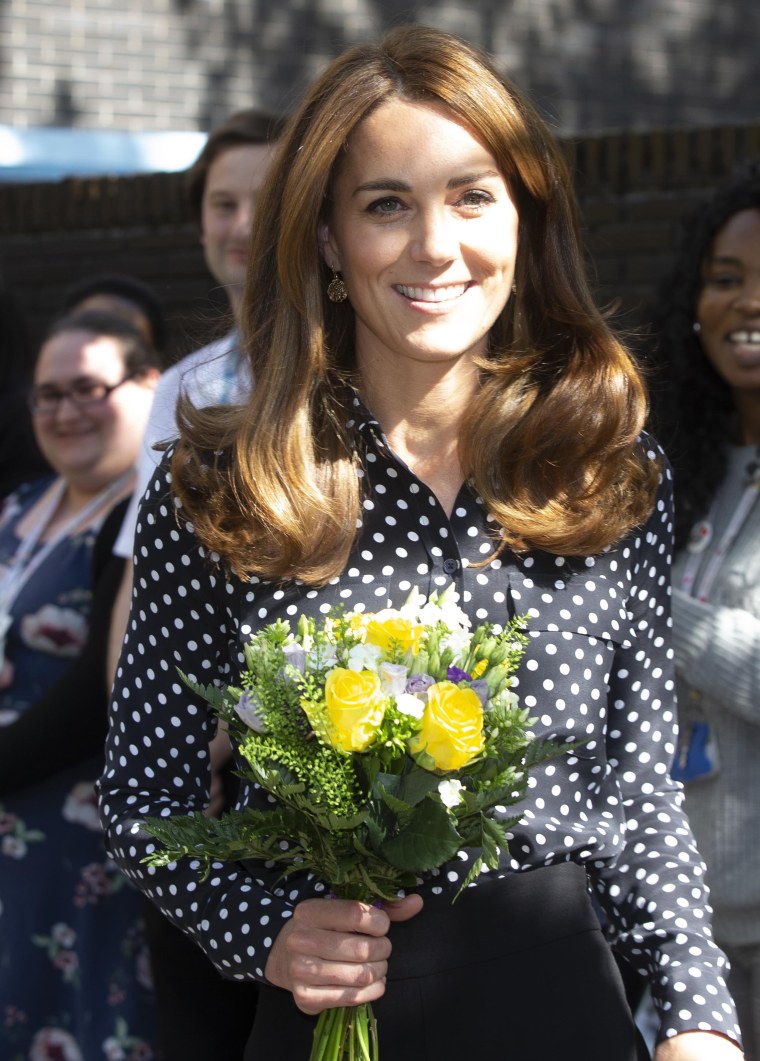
[[696, 207, 760, 394], [31, 329, 157, 493], [320, 98, 519, 378]]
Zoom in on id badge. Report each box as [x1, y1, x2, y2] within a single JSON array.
[[671, 721, 719, 782]]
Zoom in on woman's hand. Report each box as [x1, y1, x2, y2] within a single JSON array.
[[264, 894, 423, 1015], [655, 1032, 744, 1060]]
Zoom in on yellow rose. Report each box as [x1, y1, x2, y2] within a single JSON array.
[[409, 681, 484, 771], [365, 609, 423, 656], [324, 667, 386, 752]]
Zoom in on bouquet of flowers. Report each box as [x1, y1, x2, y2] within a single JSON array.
[[144, 586, 568, 1061]]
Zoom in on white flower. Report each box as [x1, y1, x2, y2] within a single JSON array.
[[102, 1040, 126, 1061], [417, 592, 471, 637], [398, 586, 426, 619], [379, 662, 408, 697], [2, 835, 27, 859], [438, 779, 465, 808], [346, 642, 382, 673], [395, 693, 425, 719], [491, 689, 520, 711], [62, 782, 101, 831], [308, 643, 338, 670], [51, 922, 76, 947], [439, 627, 472, 657], [29, 1027, 84, 1061], [21, 605, 88, 658]]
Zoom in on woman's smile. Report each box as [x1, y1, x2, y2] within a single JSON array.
[[393, 282, 472, 306]]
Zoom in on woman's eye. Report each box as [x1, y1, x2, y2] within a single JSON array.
[[72, 382, 104, 400], [458, 189, 495, 209], [706, 273, 741, 289], [367, 197, 404, 216]]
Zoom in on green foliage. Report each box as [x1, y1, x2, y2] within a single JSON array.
[[144, 595, 571, 905]]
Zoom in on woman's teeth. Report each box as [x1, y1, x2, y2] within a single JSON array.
[[396, 283, 468, 302], [730, 329, 760, 346]]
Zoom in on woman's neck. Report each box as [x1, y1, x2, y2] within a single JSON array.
[[36, 481, 101, 540], [37, 474, 130, 541], [359, 358, 478, 516], [732, 390, 760, 446]]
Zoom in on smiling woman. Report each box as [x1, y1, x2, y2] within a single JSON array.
[[29, 322, 156, 502], [0, 310, 159, 1058], [99, 25, 744, 1061], [650, 161, 760, 1060]]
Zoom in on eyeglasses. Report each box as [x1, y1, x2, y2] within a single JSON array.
[[28, 372, 138, 415]]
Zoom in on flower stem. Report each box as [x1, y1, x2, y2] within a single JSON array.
[[310, 1003, 378, 1061]]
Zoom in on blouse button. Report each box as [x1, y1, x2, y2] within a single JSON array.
[[442, 557, 459, 575]]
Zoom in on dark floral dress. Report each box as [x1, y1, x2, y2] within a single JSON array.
[[0, 479, 155, 1061]]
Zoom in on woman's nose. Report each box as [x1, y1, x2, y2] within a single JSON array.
[[54, 393, 86, 419], [735, 276, 760, 313], [410, 208, 457, 265]]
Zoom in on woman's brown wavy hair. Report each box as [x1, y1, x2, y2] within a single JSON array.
[[172, 24, 659, 583]]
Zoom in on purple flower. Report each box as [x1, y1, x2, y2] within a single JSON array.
[[469, 679, 491, 707], [235, 690, 268, 733], [282, 642, 307, 676], [446, 665, 472, 683], [405, 674, 435, 700]]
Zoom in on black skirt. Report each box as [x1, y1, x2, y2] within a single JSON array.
[[245, 862, 651, 1061]]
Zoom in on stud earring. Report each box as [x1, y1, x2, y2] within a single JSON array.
[[692, 321, 702, 334], [327, 272, 348, 303]]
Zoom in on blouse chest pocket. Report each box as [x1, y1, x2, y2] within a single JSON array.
[[501, 573, 632, 743], [505, 572, 631, 646]]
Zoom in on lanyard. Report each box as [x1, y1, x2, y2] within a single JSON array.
[[0, 470, 134, 621], [216, 339, 242, 406], [680, 468, 760, 602]]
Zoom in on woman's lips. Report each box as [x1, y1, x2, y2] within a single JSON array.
[[728, 329, 760, 365], [394, 282, 470, 303]]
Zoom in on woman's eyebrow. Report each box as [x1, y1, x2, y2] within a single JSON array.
[[353, 170, 501, 195]]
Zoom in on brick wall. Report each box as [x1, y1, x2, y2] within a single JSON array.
[[1, 0, 758, 136], [1, 123, 759, 370]]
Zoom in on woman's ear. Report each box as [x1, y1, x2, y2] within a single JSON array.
[[318, 222, 341, 273]]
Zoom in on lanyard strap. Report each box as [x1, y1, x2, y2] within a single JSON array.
[[216, 343, 242, 405], [0, 469, 134, 618], [680, 477, 760, 601]]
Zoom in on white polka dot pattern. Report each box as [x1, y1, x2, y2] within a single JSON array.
[[98, 406, 740, 1046]]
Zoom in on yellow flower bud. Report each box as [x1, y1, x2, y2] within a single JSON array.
[[324, 667, 386, 752], [409, 680, 484, 771]]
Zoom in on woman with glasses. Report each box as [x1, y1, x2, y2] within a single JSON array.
[[0, 310, 159, 1060]]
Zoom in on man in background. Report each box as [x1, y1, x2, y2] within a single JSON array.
[[106, 107, 285, 1060]]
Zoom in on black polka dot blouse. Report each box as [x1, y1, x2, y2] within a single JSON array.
[[99, 397, 740, 1047]]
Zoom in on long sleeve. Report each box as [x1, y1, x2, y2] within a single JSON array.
[[0, 500, 127, 795], [671, 588, 760, 728], [590, 470, 738, 1044], [98, 472, 295, 982]]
